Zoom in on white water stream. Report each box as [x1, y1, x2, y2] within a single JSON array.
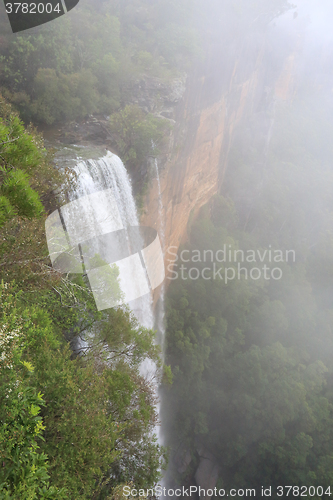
[[66, 150, 154, 329], [63, 150, 167, 454]]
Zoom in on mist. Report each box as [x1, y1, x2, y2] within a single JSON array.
[[1, 0, 333, 498], [160, 1, 333, 498]]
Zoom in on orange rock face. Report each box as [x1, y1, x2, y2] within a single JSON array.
[[142, 32, 298, 299]]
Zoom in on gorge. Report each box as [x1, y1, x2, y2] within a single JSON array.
[[2, 0, 333, 498], [49, 3, 333, 494]]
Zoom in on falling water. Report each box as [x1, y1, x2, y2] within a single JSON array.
[[66, 150, 154, 329], [58, 149, 167, 479], [154, 159, 166, 354], [153, 158, 168, 461], [154, 158, 165, 249]]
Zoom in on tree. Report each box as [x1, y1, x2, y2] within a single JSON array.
[[0, 279, 166, 499], [0, 99, 45, 227], [163, 93, 333, 491], [108, 105, 170, 170], [0, 285, 67, 499]]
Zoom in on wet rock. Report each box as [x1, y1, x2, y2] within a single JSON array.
[[160, 109, 174, 119], [174, 446, 192, 474], [58, 117, 112, 145], [167, 77, 187, 104], [124, 74, 187, 113], [194, 449, 219, 500]]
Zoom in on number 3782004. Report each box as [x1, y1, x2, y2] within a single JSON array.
[[5, 3, 62, 14], [277, 485, 332, 496]]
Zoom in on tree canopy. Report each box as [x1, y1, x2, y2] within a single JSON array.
[[163, 92, 333, 494]]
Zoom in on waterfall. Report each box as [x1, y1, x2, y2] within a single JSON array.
[[155, 158, 165, 250], [153, 159, 167, 457], [66, 150, 154, 329], [154, 159, 166, 354], [59, 149, 167, 477], [63, 149, 166, 446]]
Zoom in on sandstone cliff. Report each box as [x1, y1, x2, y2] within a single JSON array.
[[142, 26, 301, 290]]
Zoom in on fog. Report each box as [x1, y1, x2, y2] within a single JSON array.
[[2, 0, 333, 497], [161, 1, 333, 497]]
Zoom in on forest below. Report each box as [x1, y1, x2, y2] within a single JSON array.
[[163, 85, 333, 497]]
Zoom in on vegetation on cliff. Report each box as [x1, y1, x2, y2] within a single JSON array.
[[0, 0, 200, 125], [0, 0, 302, 496], [0, 97, 165, 498], [0, 0, 293, 125]]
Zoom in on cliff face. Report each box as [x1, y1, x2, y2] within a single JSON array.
[[151, 12, 333, 495], [142, 26, 299, 288]]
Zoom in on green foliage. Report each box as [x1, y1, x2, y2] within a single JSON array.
[[30, 68, 99, 125], [0, 196, 15, 227], [163, 364, 173, 385], [0, 97, 64, 288], [164, 96, 333, 491], [1, 169, 43, 220], [0, 0, 202, 124], [0, 94, 165, 497], [0, 0, 291, 125], [0, 289, 67, 499], [108, 105, 171, 170], [0, 97, 61, 228], [0, 386, 67, 500], [0, 276, 165, 498]]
